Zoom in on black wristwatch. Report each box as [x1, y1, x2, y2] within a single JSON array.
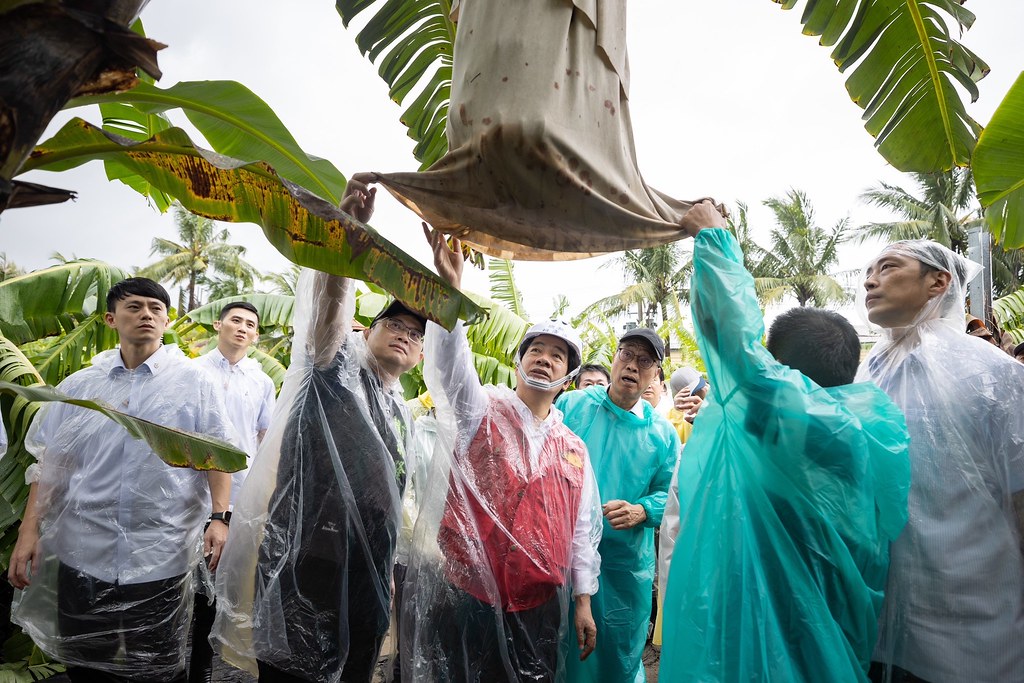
[[210, 511, 232, 526]]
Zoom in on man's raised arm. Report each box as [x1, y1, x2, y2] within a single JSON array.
[[679, 200, 777, 403], [307, 177, 376, 368]]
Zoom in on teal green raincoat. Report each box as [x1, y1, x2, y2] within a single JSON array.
[[660, 229, 911, 682], [558, 384, 679, 682]]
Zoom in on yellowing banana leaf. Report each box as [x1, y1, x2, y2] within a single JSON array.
[[974, 72, 1024, 249], [0, 381, 246, 472], [70, 80, 347, 204], [776, 0, 987, 173], [24, 119, 486, 330]]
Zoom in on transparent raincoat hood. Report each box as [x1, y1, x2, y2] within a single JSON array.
[[214, 270, 413, 682], [11, 344, 238, 680], [857, 240, 1024, 682], [660, 229, 911, 682]]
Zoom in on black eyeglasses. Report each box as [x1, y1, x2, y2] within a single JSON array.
[[380, 318, 425, 344], [616, 347, 656, 370]]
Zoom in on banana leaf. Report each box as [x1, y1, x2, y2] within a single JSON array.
[[464, 292, 529, 369], [174, 293, 296, 334], [336, 0, 454, 169], [70, 80, 347, 205], [23, 119, 486, 330], [0, 382, 246, 473], [776, 0, 987, 173], [994, 286, 1024, 343], [0, 260, 128, 345], [974, 72, 1024, 249], [488, 258, 527, 320]]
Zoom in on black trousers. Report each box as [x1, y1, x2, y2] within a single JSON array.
[[187, 590, 216, 682], [434, 586, 562, 683], [255, 555, 387, 683], [57, 563, 189, 683], [869, 662, 934, 683]]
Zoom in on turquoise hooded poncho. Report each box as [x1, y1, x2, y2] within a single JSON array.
[[558, 372, 679, 682], [659, 229, 911, 682]]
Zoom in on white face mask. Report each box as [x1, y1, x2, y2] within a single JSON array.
[[515, 360, 580, 391]]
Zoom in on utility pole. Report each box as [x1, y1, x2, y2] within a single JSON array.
[[967, 224, 993, 326]]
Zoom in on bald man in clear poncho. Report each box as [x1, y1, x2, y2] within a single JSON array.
[[858, 240, 1024, 683]]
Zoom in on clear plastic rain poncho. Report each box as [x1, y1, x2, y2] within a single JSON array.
[[556, 379, 679, 682], [213, 270, 413, 682], [856, 240, 1024, 682], [400, 321, 602, 682], [12, 344, 237, 680], [659, 229, 911, 682], [368, 0, 713, 261]]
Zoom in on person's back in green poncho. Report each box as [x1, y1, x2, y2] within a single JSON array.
[[660, 203, 911, 682]]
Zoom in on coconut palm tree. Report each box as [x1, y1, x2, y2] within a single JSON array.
[[0, 252, 24, 282], [264, 264, 303, 297], [137, 204, 260, 311], [854, 169, 977, 253], [853, 169, 1024, 297], [757, 190, 850, 308]]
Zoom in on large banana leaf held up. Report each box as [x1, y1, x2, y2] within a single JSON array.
[[776, 0, 988, 173], [22, 119, 486, 329], [0, 0, 162, 212], [974, 72, 1024, 249], [0, 382, 247, 472]]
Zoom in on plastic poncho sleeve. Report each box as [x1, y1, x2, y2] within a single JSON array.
[[637, 443, 673, 528]]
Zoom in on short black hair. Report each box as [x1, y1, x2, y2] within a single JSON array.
[[767, 308, 860, 388], [219, 301, 260, 324], [106, 277, 170, 312], [578, 364, 610, 382]]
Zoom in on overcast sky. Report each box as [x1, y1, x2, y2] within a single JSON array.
[[3, 0, 1022, 323]]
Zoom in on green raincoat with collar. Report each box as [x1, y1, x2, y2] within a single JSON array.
[[557, 385, 679, 682]]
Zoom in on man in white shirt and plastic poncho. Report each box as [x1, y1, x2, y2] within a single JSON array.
[[213, 178, 424, 683], [190, 300, 276, 683], [857, 240, 1024, 683], [8, 277, 237, 683], [406, 226, 602, 682]]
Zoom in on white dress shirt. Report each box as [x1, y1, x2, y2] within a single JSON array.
[[195, 347, 276, 508], [26, 345, 238, 584]]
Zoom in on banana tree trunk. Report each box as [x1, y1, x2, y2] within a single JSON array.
[[0, 0, 161, 212]]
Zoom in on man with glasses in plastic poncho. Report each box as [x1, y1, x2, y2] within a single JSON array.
[[405, 226, 602, 682], [7, 277, 238, 683], [558, 322, 680, 683], [857, 240, 1024, 683], [213, 178, 424, 683], [657, 201, 911, 682]]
